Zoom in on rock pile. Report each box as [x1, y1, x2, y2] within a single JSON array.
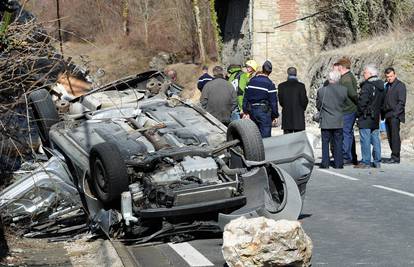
[[222, 216, 312, 267]]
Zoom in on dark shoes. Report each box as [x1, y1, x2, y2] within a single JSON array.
[[319, 165, 329, 169], [343, 160, 353, 166], [371, 163, 381, 168], [354, 164, 370, 169], [382, 158, 400, 164]]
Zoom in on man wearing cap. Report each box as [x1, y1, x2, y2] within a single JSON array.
[[278, 67, 308, 134], [197, 65, 213, 91], [242, 61, 279, 138], [227, 60, 258, 120], [200, 66, 237, 125], [240, 60, 258, 109]]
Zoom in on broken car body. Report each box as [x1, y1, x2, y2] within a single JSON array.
[[2, 71, 314, 240]]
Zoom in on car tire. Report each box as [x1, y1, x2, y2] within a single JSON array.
[[29, 89, 59, 146], [90, 142, 129, 205], [227, 119, 265, 161]]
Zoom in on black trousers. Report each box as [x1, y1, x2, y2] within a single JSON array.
[[385, 117, 401, 161], [321, 129, 343, 168], [330, 131, 358, 164], [283, 129, 304, 134]]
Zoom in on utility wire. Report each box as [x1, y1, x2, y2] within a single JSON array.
[[56, 0, 64, 55], [55, 0, 74, 95], [274, 4, 339, 29]]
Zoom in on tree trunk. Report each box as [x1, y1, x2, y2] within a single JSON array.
[[192, 0, 206, 63], [122, 0, 129, 36]]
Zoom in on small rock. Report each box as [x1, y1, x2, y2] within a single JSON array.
[[11, 248, 23, 254], [222, 217, 313, 267], [149, 52, 176, 71]]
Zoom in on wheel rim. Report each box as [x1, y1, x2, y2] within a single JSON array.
[[94, 159, 108, 193]]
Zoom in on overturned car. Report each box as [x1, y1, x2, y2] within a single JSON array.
[[27, 71, 314, 239]]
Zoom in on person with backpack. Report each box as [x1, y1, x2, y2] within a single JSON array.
[[227, 60, 258, 120], [355, 64, 385, 168]]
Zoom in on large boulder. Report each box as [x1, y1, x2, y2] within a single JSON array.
[[222, 217, 312, 267]]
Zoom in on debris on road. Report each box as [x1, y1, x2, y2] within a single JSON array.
[[222, 216, 313, 267], [0, 156, 87, 238], [2, 233, 123, 266]]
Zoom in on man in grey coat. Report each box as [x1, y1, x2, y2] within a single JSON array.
[[200, 66, 237, 125], [317, 70, 348, 169]]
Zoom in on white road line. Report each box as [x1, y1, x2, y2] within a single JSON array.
[[317, 169, 360, 181], [168, 242, 214, 267], [372, 185, 414, 198]]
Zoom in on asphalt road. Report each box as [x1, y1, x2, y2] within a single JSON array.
[[125, 161, 414, 267]]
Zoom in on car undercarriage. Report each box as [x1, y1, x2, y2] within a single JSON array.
[[1, 71, 315, 241]]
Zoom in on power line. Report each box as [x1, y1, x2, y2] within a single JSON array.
[[274, 4, 339, 30]]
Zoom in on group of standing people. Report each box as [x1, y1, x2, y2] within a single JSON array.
[[317, 57, 407, 169], [196, 56, 407, 169], [198, 60, 308, 139]]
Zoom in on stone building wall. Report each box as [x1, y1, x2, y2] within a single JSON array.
[[252, 0, 323, 86]]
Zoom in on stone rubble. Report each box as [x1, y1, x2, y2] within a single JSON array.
[[222, 216, 312, 267]]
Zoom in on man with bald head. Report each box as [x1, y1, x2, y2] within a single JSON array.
[[278, 67, 308, 134]]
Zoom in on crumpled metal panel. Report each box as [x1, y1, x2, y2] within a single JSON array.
[[262, 131, 315, 197], [0, 156, 81, 223]]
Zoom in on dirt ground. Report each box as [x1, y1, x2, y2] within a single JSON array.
[[1, 230, 122, 267], [61, 41, 209, 104]]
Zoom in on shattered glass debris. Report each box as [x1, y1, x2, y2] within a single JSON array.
[[0, 156, 87, 238]]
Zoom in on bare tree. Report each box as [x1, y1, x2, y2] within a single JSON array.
[[136, 0, 153, 48], [122, 0, 129, 36]]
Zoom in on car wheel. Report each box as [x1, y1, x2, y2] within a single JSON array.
[[90, 142, 129, 205], [227, 119, 265, 161], [29, 89, 59, 147]]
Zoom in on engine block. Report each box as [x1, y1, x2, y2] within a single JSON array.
[[180, 156, 218, 182]]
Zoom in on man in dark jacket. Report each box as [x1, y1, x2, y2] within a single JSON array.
[[337, 57, 359, 165], [382, 67, 407, 164], [243, 61, 278, 138], [355, 64, 385, 168], [317, 70, 348, 169], [200, 66, 236, 125], [278, 67, 308, 134], [197, 65, 213, 91]]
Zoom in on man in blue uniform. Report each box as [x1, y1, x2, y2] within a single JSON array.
[[242, 61, 279, 138], [197, 65, 213, 91]]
